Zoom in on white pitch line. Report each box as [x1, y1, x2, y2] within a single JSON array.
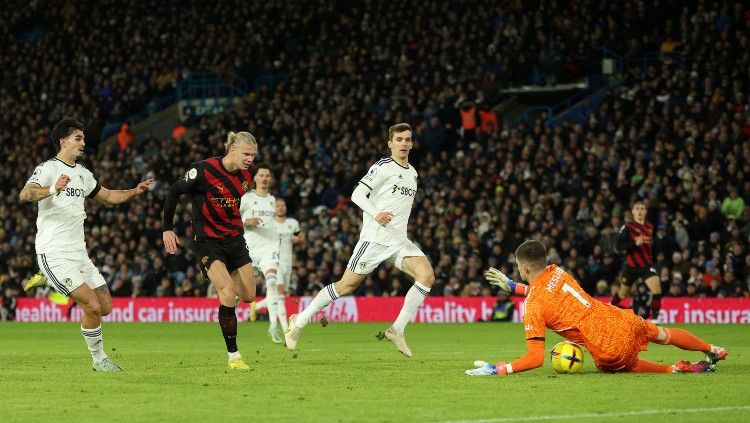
[[439, 405, 750, 423]]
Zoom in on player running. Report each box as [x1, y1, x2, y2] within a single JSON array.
[[285, 123, 436, 357], [163, 131, 257, 370], [240, 165, 285, 344], [466, 240, 728, 376], [19, 117, 154, 371], [249, 198, 304, 329], [611, 201, 662, 322]]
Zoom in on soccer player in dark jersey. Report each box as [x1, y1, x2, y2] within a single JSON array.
[[611, 201, 662, 323], [162, 131, 258, 369]]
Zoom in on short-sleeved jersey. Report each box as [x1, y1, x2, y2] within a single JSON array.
[[175, 157, 254, 240], [522, 265, 643, 362], [240, 191, 279, 255], [616, 221, 654, 269], [26, 158, 101, 254], [274, 217, 300, 265], [357, 157, 418, 246]]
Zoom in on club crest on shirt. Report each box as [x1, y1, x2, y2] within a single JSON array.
[[201, 256, 209, 265], [242, 181, 249, 190], [360, 262, 366, 270]]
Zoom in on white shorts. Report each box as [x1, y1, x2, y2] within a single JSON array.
[[277, 263, 293, 289], [346, 239, 425, 275], [37, 251, 106, 297], [250, 250, 279, 276]]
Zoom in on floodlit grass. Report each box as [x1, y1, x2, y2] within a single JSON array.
[[1, 322, 747, 422]]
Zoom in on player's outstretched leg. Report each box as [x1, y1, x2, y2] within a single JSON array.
[[285, 271, 363, 350], [380, 256, 434, 358], [71, 285, 121, 371], [672, 360, 715, 373], [644, 275, 662, 323], [630, 359, 673, 373], [652, 326, 728, 366], [213, 262, 253, 370], [218, 304, 248, 369], [285, 283, 340, 350], [631, 359, 714, 373], [276, 290, 289, 333], [265, 272, 282, 343]]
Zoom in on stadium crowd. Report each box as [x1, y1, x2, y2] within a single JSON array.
[[1, 1, 749, 319]]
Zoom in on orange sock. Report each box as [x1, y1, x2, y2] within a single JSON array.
[[631, 359, 673, 373], [665, 328, 711, 353]]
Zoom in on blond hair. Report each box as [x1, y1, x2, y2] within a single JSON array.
[[224, 131, 257, 153]]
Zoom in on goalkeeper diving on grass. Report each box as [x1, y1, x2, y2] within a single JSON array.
[[466, 240, 728, 376]]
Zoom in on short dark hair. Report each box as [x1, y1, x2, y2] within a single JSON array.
[[254, 163, 273, 174], [50, 117, 85, 151], [632, 200, 646, 209], [515, 240, 548, 270], [388, 123, 412, 141]]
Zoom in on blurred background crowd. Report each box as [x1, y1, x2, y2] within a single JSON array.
[[2, 0, 749, 319]]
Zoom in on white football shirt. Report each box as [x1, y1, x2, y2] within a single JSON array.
[[240, 191, 279, 255], [357, 157, 418, 246], [274, 217, 300, 266], [26, 158, 100, 254]]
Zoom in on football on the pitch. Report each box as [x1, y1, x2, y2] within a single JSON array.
[[550, 341, 584, 373]]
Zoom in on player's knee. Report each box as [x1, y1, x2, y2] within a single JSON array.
[[419, 271, 436, 287], [82, 300, 102, 318], [334, 280, 356, 296], [100, 302, 112, 316], [239, 292, 255, 303], [218, 288, 239, 305]]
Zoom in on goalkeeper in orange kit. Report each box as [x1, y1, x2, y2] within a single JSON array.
[[466, 240, 728, 376]]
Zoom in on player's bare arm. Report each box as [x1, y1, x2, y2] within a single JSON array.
[[95, 178, 155, 206], [19, 175, 70, 203]]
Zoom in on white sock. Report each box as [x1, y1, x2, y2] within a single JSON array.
[[277, 294, 288, 332], [297, 283, 339, 329], [254, 298, 267, 309], [266, 274, 278, 333], [81, 325, 107, 363], [391, 281, 430, 334], [228, 351, 241, 361]]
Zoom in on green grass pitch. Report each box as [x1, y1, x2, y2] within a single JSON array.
[[1, 322, 748, 422]]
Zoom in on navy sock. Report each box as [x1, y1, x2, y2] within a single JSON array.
[[218, 305, 238, 353]]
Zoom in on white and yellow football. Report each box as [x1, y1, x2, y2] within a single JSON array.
[[550, 341, 584, 374]]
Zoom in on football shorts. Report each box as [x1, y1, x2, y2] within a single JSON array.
[[37, 251, 106, 297], [347, 239, 426, 275]]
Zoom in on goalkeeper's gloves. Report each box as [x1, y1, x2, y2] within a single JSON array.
[[465, 360, 511, 376], [496, 361, 510, 375], [485, 267, 516, 293]]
